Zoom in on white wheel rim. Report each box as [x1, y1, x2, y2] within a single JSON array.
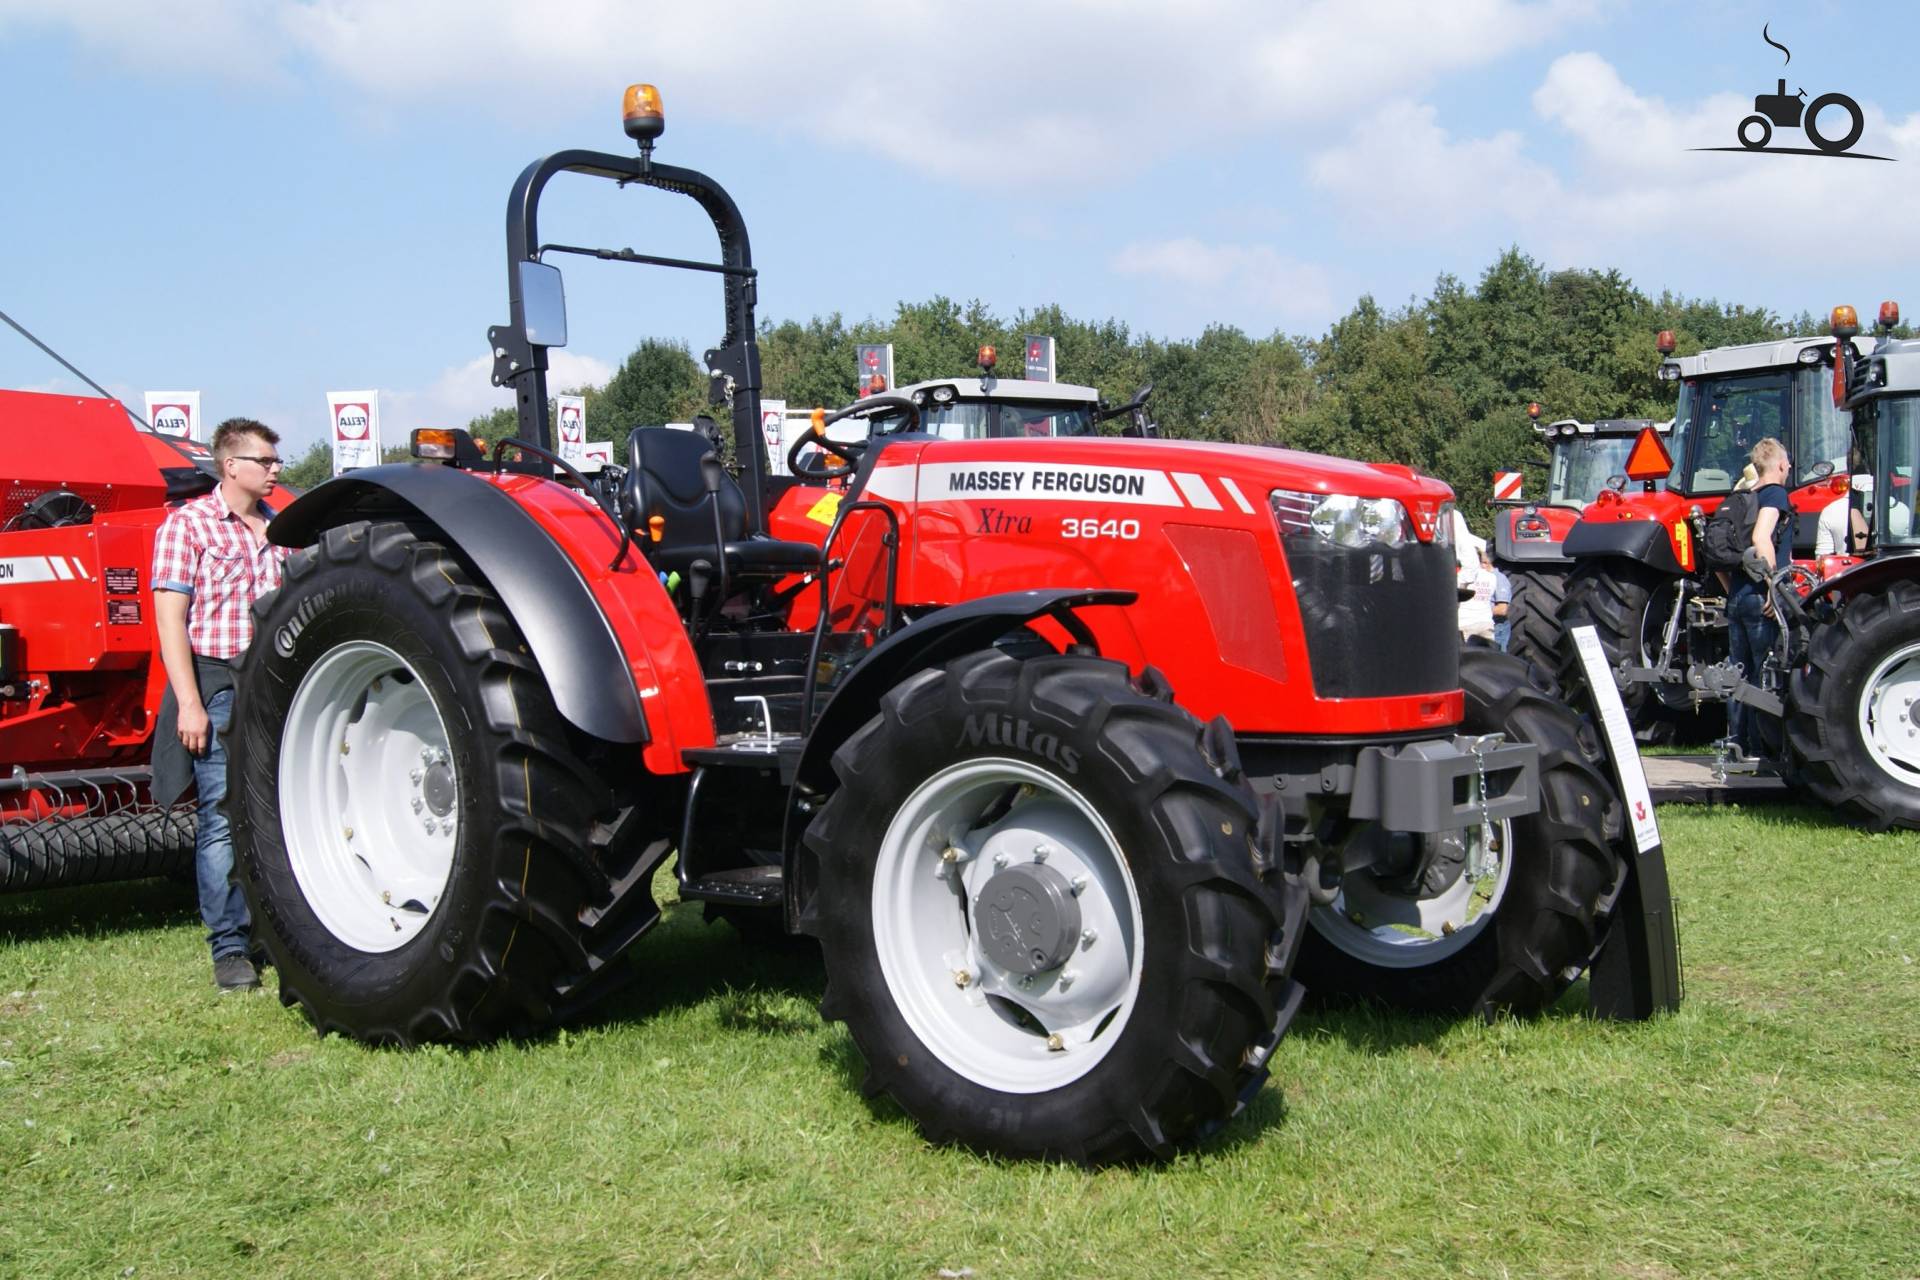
[[279, 640, 458, 953], [1857, 641, 1920, 782], [871, 758, 1143, 1093], [1309, 818, 1514, 968]]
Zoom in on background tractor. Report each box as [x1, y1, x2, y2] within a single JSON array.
[[1494, 404, 1668, 672], [226, 84, 1677, 1163], [1554, 328, 1860, 740], [0, 387, 221, 891]]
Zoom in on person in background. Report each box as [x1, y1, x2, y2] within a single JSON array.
[[150, 418, 292, 993], [1726, 438, 1792, 759], [1456, 528, 1495, 643], [1488, 551, 1513, 650]]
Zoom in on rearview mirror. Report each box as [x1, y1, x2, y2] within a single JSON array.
[[518, 261, 569, 348]]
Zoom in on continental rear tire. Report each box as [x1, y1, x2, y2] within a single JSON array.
[[1297, 648, 1624, 1016], [1559, 558, 1689, 743], [799, 650, 1305, 1162], [229, 521, 623, 1044], [1786, 581, 1920, 830], [1502, 566, 1567, 671]]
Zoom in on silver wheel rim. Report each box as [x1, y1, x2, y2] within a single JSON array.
[[279, 640, 458, 953], [1309, 818, 1514, 968], [1856, 641, 1920, 782], [871, 757, 1143, 1093]]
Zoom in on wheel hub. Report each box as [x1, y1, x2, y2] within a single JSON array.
[[421, 759, 456, 817], [974, 862, 1082, 976]]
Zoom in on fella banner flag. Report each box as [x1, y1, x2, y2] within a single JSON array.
[[856, 344, 894, 396], [556, 394, 587, 469], [327, 390, 381, 475], [1023, 336, 1056, 382], [760, 398, 788, 477], [580, 440, 614, 470], [145, 391, 202, 440]]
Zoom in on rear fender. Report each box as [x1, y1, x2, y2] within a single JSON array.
[[270, 465, 709, 767], [1562, 518, 1685, 576], [1804, 553, 1920, 606]]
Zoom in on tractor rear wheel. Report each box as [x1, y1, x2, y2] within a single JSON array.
[[1296, 648, 1624, 1016], [1502, 566, 1568, 673], [800, 650, 1305, 1162], [1558, 558, 1692, 743], [229, 521, 626, 1044], [1786, 581, 1920, 830]]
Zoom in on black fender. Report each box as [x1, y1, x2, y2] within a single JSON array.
[[1562, 518, 1685, 576], [266, 464, 648, 745], [783, 587, 1135, 927]]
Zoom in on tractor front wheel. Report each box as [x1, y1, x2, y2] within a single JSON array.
[[1786, 581, 1920, 829], [800, 650, 1304, 1162], [229, 521, 623, 1044], [1297, 647, 1624, 1016], [1559, 558, 1694, 742]]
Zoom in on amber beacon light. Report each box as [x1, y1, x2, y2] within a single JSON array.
[[623, 84, 665, 144]]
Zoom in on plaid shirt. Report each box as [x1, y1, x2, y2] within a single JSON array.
[[151, 488, 289, 660]]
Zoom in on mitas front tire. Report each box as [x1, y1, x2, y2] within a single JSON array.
[[799, 650, 1306, 1163], [229, 521, 618, 1045]]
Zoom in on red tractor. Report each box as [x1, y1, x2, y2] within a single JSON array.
[[1556, 329, 1860, 740], [1494, 405, 1669, 672], [1, 390, 221, 890], [226, 85, 1678, 1162]]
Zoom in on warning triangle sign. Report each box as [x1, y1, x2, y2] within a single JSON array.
[[1624, 427, 1673, 482]]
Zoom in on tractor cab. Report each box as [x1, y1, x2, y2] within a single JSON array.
[[1832, 305, 1920, 557]]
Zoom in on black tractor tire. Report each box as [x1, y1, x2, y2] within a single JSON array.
[[1296, 647, 1625, 1016], [229, 521, 627, 1045], [1558, 558, 1691, 743], [799, 650, 1306, 1163], [1786, 581, 1920, 830], [1501, 566, 1568, 673], [1804, 92, 1864, 154], [0, 808, 194, 892]]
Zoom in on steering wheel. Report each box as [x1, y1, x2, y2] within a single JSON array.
[[785, 392, 922, 481]]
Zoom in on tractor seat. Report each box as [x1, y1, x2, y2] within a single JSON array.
[[1691, 468, 1732, 491], [622, 426, 820, 579]]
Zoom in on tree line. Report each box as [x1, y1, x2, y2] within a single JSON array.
[[286, 248, 1837, 532]]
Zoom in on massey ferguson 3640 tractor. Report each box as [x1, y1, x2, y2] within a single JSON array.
[[0, 389, 221, 891], [1494, 405, 1668, 672], [1556, 329, 1860, 739], [227, 86, 1677, 1162]]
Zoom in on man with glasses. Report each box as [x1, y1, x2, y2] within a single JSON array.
[[151, 418, 291, 992]]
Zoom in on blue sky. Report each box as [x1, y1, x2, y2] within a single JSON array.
[[5, 0, 1919, 455]]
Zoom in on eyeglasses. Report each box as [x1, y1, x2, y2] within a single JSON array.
[[231, 455, 285, 470]]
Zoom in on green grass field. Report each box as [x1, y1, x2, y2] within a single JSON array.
[[3, 802, 1916, 1279]]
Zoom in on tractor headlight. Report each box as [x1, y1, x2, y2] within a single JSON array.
[[1271, 489, 1413, 550]]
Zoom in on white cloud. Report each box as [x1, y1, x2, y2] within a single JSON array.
[[1111, 238, 1333, 318], [379, 349, 613, 437], [10, 0, 1599, 186], [1307, 100, 1555, 234]]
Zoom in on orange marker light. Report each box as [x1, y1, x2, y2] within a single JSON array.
[[622, 84, 665, 143], [1881, 300, 1901, 328], [1623, 426, 1673, 482], [411, 428, 457, 459], [1527, 402, 1541, 421], [1831, 305, 1860, 338], [810, 407, 827, 437], [977, 344, 997, 371], [1656, 329, 1676, 355]]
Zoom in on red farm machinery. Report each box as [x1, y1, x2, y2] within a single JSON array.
[[0, 388, 221, 890], [224, 85, 1680, 1162]]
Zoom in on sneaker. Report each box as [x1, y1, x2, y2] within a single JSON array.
[[214, 953, 261, 993]]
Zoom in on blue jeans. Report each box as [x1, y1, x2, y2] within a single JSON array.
[[1726, 585, 1779, 756], [193, 687, 251, 960]]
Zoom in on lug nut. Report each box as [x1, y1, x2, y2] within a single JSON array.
[[1069, 874, 1088, 896], [953, 969, 972, 989], [423, 818, 436, 834], [421, 747, 433, 762], [409, 768, 422, 784], [1080, 928, 1097, 948], [1441, 920, 1457, 936], [940, 846, 961, 864], [1033, 843, 1053, 863], [1059, 969, 1079, 990], [1045, 1034, 1065, 1052], [993, 853, 1009, 869], [411, 797, 424, 813]]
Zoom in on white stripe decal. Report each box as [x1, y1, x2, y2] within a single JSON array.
[[1171, 472, 1221, 510], [0, 556, 62, 584], [70, 558, 92, 580], [48, 557, 72, 580], [1218, 476, 1256, 515], [861, 465, 916, 503]]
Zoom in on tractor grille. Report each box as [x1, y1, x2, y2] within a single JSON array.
[[1286, 539, 1459, 699]]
